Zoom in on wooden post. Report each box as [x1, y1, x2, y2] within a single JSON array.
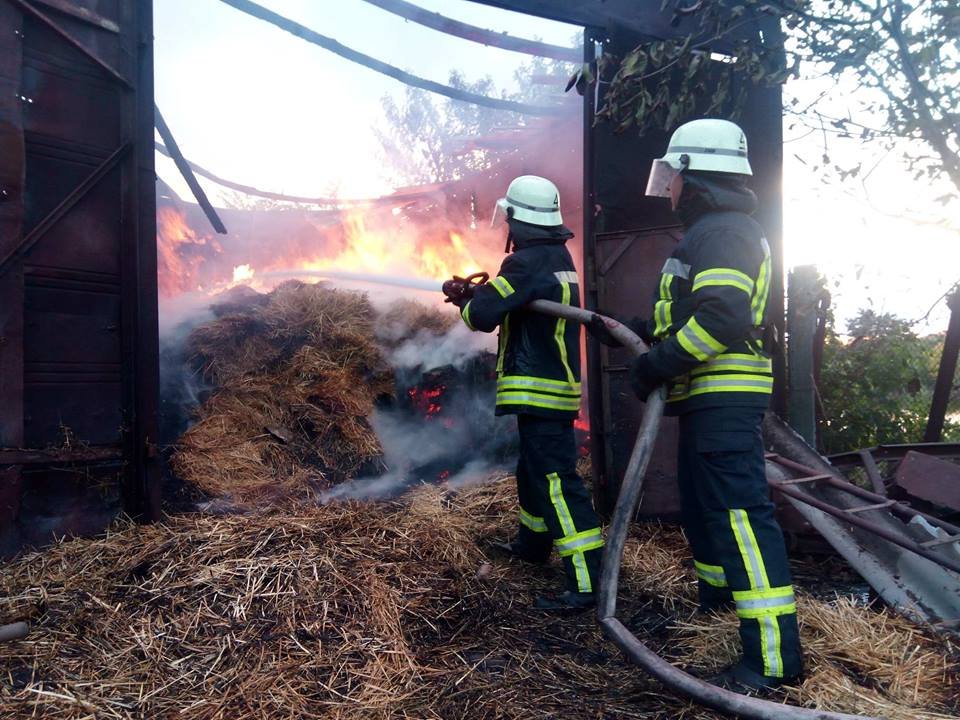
[[924, 290, 960, 442], [787, 265, 818, 446]]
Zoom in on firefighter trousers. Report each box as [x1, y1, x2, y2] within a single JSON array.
[[678, 406, 803, 679], [513, 415, 604, 593]]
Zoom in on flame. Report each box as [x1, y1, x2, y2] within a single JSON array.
[[408, 385, 446, 417], [156, 206, 221, 297], [232, 264, 255, 283], [300, 210, 487, 283]]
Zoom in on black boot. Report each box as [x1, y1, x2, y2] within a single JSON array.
[[533, 590, 595, 611], [489, 540, 548, 565], [708, 661, 802, 694]]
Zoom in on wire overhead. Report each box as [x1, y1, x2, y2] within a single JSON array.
[[359, 0, 581, 62], [217, 0, 565, 116]]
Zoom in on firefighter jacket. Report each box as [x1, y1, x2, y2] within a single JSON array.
[[644, 174, 773, 416], [460, 222, 581, 420]]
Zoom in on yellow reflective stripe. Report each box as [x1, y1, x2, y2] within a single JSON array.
[[490, 276, 515, 298], [729, 509, 782, 676], [495, 392, 580, 411], [553, 281, 576, 386], [766, 615, 784, 677], [496, 314, 509, 374], [733, 587, 797, 619], [677, 317, 726, 361], [498, 375, 582, 390], [520, 508, 548, 533], [547, 472, 576, 537], [694, 560, 728, 588], [728, 509, 769, 591], [692, 267, 755, 295], [497, 376, 581, 397], [690, 354, 772, 377], [752, 238, 771, 326], [548, 472, 592, 592], [686, 374, 773, 397], [460, 300, 476, 331], [654, 273, 674, 336], [555, 528, 604, 557]]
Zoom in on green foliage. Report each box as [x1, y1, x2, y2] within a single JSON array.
[[817, 309, 959, 453], [600, 1, 960, 198], [596, 2, 789, 135]]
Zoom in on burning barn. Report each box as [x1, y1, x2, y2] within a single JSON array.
[[2, 1, 960, 719]]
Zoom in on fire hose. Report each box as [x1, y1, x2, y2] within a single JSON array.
[[524, 300, 874, 720]]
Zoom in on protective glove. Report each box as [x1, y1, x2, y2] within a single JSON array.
[[587, 313, 654, 348], [630, 353, 664, 401], [441, 277, 476, 308]]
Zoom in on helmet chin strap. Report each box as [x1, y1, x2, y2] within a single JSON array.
[[504, 207, 516, 253]]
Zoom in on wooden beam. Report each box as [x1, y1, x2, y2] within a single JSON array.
[[154, 107, 227, 235], [362, 0, 580, 61], [218, 0, 564, 116]]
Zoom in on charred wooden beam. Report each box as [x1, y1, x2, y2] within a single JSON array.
[[217, 0, 564, 116], [154, 107, 227, 235], [361, 0, 580, 61], [0, 446, 124, 467], [29, 0, 120, 33], [925, 290, 960, 443]]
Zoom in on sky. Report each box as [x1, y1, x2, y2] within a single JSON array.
[[153, 0, 959, 332]]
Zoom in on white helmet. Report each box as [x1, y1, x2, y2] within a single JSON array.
[[645, 118, 753, 198], [492, 175, 563, 227]]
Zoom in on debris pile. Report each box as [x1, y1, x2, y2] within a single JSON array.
[[1, 480, 957, 719], [171, 281, 396, 503]]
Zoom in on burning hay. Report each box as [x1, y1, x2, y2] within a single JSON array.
[[172, 281, 396, 502], [1, 479, 957, 719]]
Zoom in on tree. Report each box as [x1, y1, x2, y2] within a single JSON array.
[[781, 0, 959, 202], [374, 72, 519, 185], [593, 1, 959, 202], [817, 308, 959, 453], [374, 54, 575, 186]]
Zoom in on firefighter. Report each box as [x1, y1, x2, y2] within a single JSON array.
[[590, 119, 803, 690], [444, 175, 604, 610]]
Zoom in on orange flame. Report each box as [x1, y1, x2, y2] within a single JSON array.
[[299, 209, 489, 282], [156, 206, 220, 297]]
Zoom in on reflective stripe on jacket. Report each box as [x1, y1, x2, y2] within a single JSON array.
[[460, 239, 581, 419], [646, 203, 773, 416]]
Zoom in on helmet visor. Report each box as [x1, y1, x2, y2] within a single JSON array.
[[645, 159, 680, 198], [490, 197, 511, 228]]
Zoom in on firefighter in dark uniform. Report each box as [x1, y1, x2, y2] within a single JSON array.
[[445, 175, 604, 610], [591, 120, 803, 689]]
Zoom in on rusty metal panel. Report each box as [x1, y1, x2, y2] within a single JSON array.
[[594, 227, 684, 517], [0, 0, 159, 550], [894, 451, 960, 513], [0, 2, 25, 449], [23, 147, 123, 272]]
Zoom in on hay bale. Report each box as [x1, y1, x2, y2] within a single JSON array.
[[374, 298, 456, 349], [172, 282, 394, 502]]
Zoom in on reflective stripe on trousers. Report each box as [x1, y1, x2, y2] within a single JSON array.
[[729, 508, 792, 678], [548, 472, 600, 593]]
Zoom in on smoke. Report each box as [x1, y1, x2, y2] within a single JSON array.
[[260, 268, 441, 293], [158, 297, 214, 446], [389, 323, 493, 372], [319, 458, 503, 503]]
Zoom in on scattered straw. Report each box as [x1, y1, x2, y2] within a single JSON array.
[[1, 479, 956, 719]]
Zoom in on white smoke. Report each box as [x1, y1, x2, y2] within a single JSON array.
[[389, 323, 494, 371], [319, 458, 502, 503]]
